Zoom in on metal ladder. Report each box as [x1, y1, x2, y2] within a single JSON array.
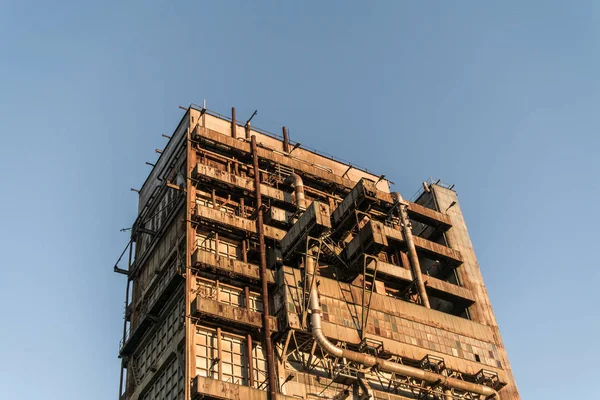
[[360, 255, 379, 340]]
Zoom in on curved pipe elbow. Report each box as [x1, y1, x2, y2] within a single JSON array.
[[285, 172, 306, 209], [311, 325, 343, 358], [306, 246, 499, 399]]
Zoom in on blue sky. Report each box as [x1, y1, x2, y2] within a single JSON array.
[[1, 1, 598, 399]]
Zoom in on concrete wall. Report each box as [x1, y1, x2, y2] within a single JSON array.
[[431, 185, 519, 399]]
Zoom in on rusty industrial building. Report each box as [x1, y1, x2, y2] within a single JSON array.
[[115, 105, 519, 400]]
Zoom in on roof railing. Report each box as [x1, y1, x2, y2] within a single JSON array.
[[410, 178, 456, 202], [189, 104, 379, 177]]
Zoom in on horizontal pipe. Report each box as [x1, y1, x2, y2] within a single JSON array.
[[306, 248, 498, 398]]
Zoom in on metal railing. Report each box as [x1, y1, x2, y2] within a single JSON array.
[[409, 178, 455, 202], [189, 104, 381, 177], [120, 326, 131, 351]]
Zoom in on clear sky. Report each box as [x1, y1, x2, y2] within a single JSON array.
[[1, 1, 598, 399]]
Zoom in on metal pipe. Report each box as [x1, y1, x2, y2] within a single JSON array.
[[357, 376, 374, 400], [231, 107, 237, 138], [247, 333, 255, 388], [282, 126, 290, 153], [391, 192, 431, 309], [444, 388, 453, 400], [305, 248, 498, 399], [245, 122, 251, 139], [251, 135, 277, 399], [245, 286, 251, 309], [217, 327, 223, 381], [242, 238, 247, 262], [284, 173, 306, 210]]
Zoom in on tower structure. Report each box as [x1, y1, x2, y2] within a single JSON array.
[[116, 105, 519, 400]]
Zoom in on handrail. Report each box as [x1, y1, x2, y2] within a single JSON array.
[[189, 104, 382, 178]]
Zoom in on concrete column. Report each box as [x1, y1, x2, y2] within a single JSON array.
[[430, 185, 519, 400]]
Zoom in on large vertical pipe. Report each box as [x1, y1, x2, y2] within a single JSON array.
[[246, 122, 251, 139], [282, 126, 290, 153], [392, 193, 430, 308], [247, 333, 255, 388], [242, 238, 248, 263], [231, 107, 237, 138], [251, 135, 277, 399], [216, 327, 223, 381], [245, 286, 251, 309], [244, 286, 254, 387], [284, 173, 306, 209]]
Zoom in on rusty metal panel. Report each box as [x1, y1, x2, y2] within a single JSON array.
[[280, 201, 331, 258], [191, 296, 278, 332], [195, 203, 287, 241], [192, 376, 300, 400], [331, 178, 378, 226], [379, 224, 463, 267], [424, 276, 476, 304], [407, 202, 452, 229], [344, 220, 388, 265], [193, 163, 289, 205], [192, 248, 275, 284], [194, 126, 361, 191], [330, 178, 451, 233], [412, 235, 463, 266], [366, 258, 412, 282]]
